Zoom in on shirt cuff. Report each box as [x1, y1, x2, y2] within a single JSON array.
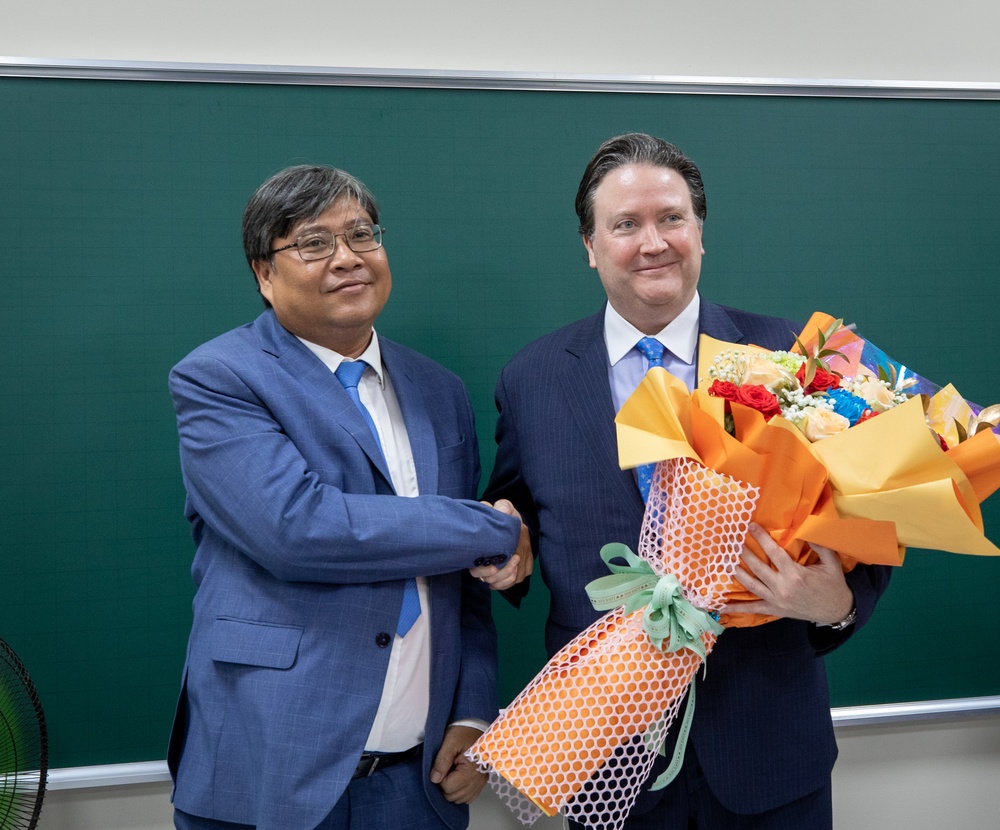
[[449, 718, 489, 733]]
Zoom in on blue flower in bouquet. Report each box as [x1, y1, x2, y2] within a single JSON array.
[[826, 388, 870, 425]]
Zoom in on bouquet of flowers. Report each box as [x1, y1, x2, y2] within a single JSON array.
[[677, 312, 1000, 623], [468, 312, 1000, 829]]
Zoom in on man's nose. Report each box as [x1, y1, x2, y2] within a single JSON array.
[[638, 225, 669, 253], [329, 236, 365, 268]]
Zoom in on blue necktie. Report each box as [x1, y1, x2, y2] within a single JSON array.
[[634, 337, 666, 502], [334, 360, 421, 637]]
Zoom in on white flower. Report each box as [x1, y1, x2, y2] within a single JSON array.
[[852, 378, 901, 412], [706, 350, 746, 385], [797, 407, 850, 441], [740, 357, 797, 392]]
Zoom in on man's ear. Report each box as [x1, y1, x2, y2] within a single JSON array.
[[582, 234, 597, 269], [251, 259, 274, 303]]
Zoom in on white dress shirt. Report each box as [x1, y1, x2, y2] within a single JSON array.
[[298, 331, 430, 752], [604, 293, 701, 410]]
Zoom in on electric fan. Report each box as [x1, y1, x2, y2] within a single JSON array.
[[0, 639, 47, 830]]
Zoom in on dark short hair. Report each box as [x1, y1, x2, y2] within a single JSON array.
[[242, 165, 380, 304], [574, 133, 706, 238]]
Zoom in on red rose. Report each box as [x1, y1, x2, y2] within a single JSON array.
[[708, 380, 740, 401], [855, 409, 877, 424], [734, 384, 781, 420], [795, 365, 841, 395]]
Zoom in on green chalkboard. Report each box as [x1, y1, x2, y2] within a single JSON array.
[[2, 76, 999, 769]]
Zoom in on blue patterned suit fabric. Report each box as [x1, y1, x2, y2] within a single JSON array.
[[167, 309, 520, 830]]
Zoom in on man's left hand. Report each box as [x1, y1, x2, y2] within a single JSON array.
[[722, 523, 854, 624], [429, 725, 488, 804]]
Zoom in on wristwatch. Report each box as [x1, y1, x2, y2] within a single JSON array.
[[818, 602, 857, 631]]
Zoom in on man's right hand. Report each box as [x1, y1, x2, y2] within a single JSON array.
[[470, 499, 533, 591]]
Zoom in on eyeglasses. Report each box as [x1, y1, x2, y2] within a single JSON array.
[[269, 225, 385, 261]]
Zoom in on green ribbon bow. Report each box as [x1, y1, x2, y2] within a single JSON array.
[[585, 542, 725, 791], [586, 543, 723, 658]]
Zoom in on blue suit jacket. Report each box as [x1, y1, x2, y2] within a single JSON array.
[[167, 309, 521, 830], [484, 300, 891, 815]]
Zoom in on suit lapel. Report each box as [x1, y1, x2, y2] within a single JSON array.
[[557, 302, 747, 510], [698, 300, 747, 344], [558, 311, 645, 509], [381, 340, 438, 496], [254, 311, 394, 487]]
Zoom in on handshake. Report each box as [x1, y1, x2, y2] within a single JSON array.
[[470, 499, 534, 591]]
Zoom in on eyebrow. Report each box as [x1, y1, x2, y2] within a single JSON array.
[[295, 216, 373, 235], [607, 203, 690, 222], [294, 219, 375, 236]]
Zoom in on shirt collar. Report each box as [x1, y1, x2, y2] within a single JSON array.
[[603, 293, 701, 367], [296, 329, 386, 388]]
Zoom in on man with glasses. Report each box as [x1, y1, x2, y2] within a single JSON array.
[[484, 134, 891, 828], [167, 164, 531, 830]]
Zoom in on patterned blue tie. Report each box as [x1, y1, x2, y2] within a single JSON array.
[[335, 360, 421, 637], [634, 337, 666, 502]]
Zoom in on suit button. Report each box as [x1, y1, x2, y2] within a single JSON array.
[[375, 632, 392, 648], [473, 555, 508, 568]]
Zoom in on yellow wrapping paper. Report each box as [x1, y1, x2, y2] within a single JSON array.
[[619, 326, 1000, 626]]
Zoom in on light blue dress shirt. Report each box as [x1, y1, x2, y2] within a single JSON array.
[[604, 293, 701, 411]]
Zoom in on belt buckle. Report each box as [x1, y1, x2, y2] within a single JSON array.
[[365, 755, 381, 777]]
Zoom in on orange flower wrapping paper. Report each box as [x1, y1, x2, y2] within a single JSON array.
[[468, 458, 759, 827]]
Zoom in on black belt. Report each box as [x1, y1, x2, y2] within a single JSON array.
[[352, 744, 423, 778]]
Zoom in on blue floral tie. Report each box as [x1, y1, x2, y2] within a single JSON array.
[[634, 337, 666, 502], [335, 360, 421, 636]]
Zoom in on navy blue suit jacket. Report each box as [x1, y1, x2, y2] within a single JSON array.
[[484, 300, 891, 815], [167, 309, 521, 830]]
